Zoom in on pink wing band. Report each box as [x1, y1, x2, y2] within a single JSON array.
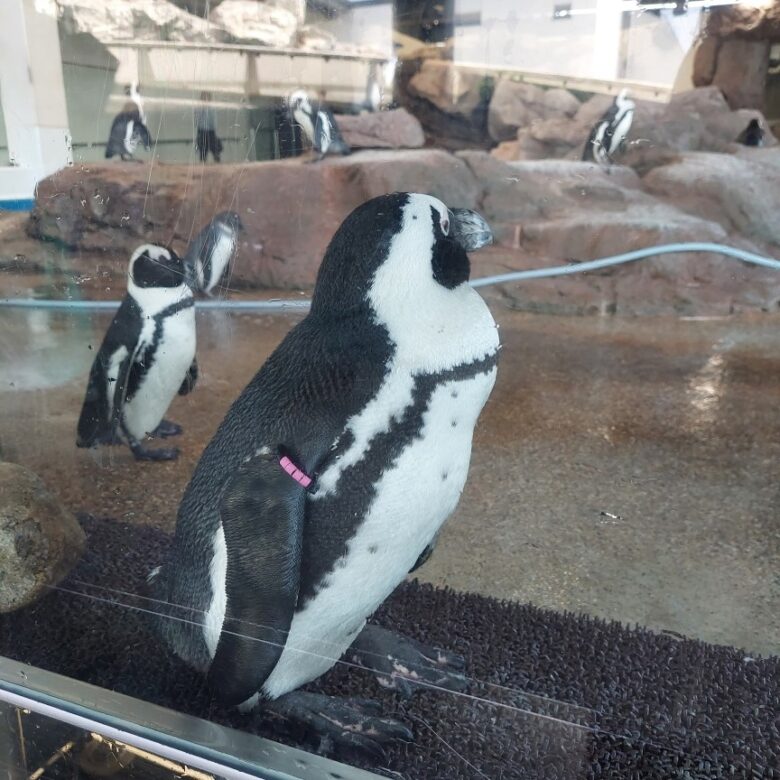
[[279, 455, 313, 489]]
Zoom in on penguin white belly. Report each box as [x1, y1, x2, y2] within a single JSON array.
[[609, 111, 633, 155], [261, 365, 497, 699], [592, 123, 609, 164], [204, 235, 235, 294], [123, 307, 196, 440], [124, 120, 137, 154]]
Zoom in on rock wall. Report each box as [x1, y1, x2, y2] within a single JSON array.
[[396, 58, 494, 151], [334, 109, 425, 150], [397, 58, 778, 164], [28, 151, 480, 289], [490, 86, 777, 167], [691, 0, 780, 110], [56, 0, 374, 54], [23, 145, 780, 316]]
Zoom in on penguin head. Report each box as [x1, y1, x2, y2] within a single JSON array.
[[616, 89, 634, 110], [311, 193, 492, 317], [128, 245, 188, 290], [216, 211, 244, 234], [289, 90, 313, 117]]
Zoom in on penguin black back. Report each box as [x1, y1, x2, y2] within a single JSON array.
[[737, 118, 764, 147], [311, 193, 406, 313]]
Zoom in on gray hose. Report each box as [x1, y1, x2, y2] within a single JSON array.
[[2, 242, 778, 310]]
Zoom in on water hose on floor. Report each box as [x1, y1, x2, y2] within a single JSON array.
[[1, 242, 779, 311]]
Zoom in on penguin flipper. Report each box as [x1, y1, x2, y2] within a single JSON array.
[[178, 358, 198, 395], [183, 226, 216, 292], [137, 121, 153, 151], [207, 451, 306, 705], [76, 355, 114, 447], [77, 299, 140, 447]]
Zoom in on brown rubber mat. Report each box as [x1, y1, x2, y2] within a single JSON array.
[[1, 515, 776, 779]]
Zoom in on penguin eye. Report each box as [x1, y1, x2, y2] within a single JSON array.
[[440, 216, 450, 236]]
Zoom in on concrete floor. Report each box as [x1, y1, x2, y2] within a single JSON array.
[[0, 300, 778, 657]]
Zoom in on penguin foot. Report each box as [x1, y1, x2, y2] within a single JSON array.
[[150, 419, 183, 438], [130, 443, 180, 462], [266, 691, 412, 762], [90, 430, 123, 446], [350, 625, 467, 698]]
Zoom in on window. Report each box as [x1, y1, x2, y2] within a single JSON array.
[[1, 1, 777, 778]]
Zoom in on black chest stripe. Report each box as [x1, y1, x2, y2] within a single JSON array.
[[298, 348, 498, 607]]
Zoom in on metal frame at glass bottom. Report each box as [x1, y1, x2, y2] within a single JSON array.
[[0, 656, 384, 780]]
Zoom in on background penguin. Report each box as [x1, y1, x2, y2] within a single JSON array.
[[105, 102, 153, 162], [365, 62, 383, 113], [737, 118, 764, 147], [582, 88, 635, 165], [183, 211, 244, 297], [125, 81, 146, 124], [77, 245, 198, 462], [288, 89, 351, 161], [147, 192, 498, 757]]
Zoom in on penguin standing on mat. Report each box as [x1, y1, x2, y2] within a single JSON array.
[[736, 118, 764, 147], [582, 88, 635, 165], [147, 193, 499, 757], [105, 101, 153, 162], [183, 211, 244, 297], [288, 89, 351, 161], [77, 245, 198, 462]]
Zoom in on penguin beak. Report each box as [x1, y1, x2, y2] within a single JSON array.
[[449, 209, 493, 252]]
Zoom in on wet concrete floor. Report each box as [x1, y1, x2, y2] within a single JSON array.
[[0, 301, 778, 657]]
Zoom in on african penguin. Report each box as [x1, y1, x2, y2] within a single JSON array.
[[76, 245, 198, 462], [582, 88, 635, 165], [737, 118, 764, 147], [147, 193, 498, 755], [183, 211, 244, 297], [288, 90, 351, 161], [105, 102, 153, 162]]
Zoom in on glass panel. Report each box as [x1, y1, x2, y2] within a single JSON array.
[[0, 89, 9, 168], [0, 0, 778, 779]]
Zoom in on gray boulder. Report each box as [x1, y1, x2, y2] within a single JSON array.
[[487, 80, 546, 142], [0, 463, 85, 613], [643, 149, 780, 246], [407, 60, 485, 118], [335, 109, 425, 150], [487, 80, 581, 142]]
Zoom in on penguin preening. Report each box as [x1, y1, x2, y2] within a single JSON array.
[[77, 245, 198, 462], [105, 102, 153, 162], [737, 118, 764, 147], [183, 211, 244, 297], [288, 90, 351, 161], [148, 193, 498, 756], [582, 88, 635, 165]]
